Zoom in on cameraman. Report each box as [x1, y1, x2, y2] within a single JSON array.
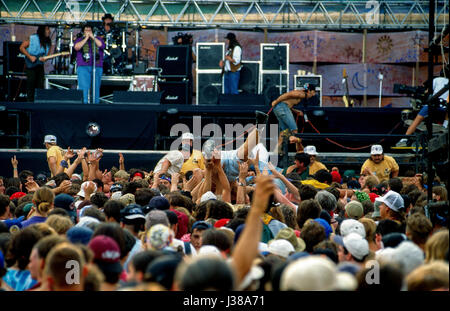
[[396, 66, 449, 147]]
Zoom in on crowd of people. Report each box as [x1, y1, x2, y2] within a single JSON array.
[[0, 128, 448, 292]]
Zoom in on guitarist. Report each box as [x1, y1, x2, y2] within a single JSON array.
[[19, 25, 52, 102], [74, 24, 105, 104], [219, 33, 242, 95]]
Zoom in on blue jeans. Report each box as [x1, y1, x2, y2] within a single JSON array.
[[77, 66, 103, 104], [272, 102, 298, 132], [224, 71, 240, 94]]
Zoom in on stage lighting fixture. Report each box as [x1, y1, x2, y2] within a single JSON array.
[[86, 122, 101, 137]]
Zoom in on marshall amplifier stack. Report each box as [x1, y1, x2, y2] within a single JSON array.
[[156, 45, 193, 105], [196, 43, 224, 105]]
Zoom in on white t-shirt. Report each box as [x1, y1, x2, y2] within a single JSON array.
[[225, 46, 242, 72], [153, 150, 184, 176], [433, 77, 449, 101]]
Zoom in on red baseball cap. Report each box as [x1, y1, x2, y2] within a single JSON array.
[[10, 192, 26, 200]]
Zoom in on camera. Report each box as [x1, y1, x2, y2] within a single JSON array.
[[424, 201, 449, 227], [393, 84, 427, 110]]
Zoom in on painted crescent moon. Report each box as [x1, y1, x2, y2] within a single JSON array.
[[352, 72, 367, 91]]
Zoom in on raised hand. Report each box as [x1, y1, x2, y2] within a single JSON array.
[[11, 155, 18, 168], [238, 160, 249, 180], [252, 175, 275, 214], [64, 147, 75, 160], [25, 180, 40, 192], [119, 153, 124, 165]]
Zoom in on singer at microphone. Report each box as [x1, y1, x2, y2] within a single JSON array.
[[74, 23, 105, 104]]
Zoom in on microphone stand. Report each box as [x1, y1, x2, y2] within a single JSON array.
[[277, 42, 283, 95], [378, 72, 383, 108]]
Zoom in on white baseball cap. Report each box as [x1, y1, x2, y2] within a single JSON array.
[[375, 190, 404, 212], [43, 135, 57, 144], [268, 239, 295, 258], [371, 145, 383, 155], [77, 181, 97, 198], [304, 145, 319, 156], [181, 132, 194, 140], [343, 233, 369, 261]]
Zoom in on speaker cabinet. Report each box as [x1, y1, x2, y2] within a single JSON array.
[[196, 43, 225, 71], [34, 89, 83, 104], [196, 72, 223, 105], [159, 80, 190, 105], [238, 61, 260, 94], [3, 41, 25, 75], [260, 72, 289, 95], [113, 91, 162, 105], [5, 76, 27, 101], [218, 94, 265, 106], [156, 45, 192, 78], [294, 75, 323, 107], [261, 43, 289, 71]]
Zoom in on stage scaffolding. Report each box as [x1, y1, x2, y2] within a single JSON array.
[[0, 0, 448, 30]]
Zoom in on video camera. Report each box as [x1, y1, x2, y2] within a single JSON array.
[[393, 84, 427, 110], [424, 201, 449, 227]]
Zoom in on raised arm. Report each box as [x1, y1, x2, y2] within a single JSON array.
[[11, 155, 18, 178], [231, 175, 275, 285], [236, 161, 248, 204], [213, 151, 231, 203], [119, 153, 125, 171], [267, 162, 300, 202]]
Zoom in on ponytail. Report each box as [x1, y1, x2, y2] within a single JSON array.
[[37, 201, 52, 216]]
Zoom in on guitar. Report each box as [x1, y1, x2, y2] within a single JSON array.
[[25, 51, 70, 69], [342, 68, 354, 108], [221, 48, 231, 75]]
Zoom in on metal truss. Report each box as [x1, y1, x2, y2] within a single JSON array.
[[0, 1, 448, 30]]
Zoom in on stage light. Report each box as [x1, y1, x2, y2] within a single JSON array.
[[86, 122, 101, 137]]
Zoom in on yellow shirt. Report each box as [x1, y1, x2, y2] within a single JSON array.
[[181, 150, 205, 174], [301, 179, 329, 189], [309, 161, 328, 176], [47, 145, 65, 176], [360, 155, 399, 182]]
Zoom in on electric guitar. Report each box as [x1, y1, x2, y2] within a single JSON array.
[[221, 48, 231, 75], [342, 68, 354, 108], [25, 51, 70, 69]]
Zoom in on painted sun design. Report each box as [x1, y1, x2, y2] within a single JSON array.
[[376, 35, 393, 55]]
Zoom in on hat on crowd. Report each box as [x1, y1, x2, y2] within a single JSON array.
[[343, 169, 357, 179], [54, 193, 75, 211], [200, 191, 217, 203], [345, 201, 364, 220], [375, 190, 404, 213], [331, 171, 341, 184], [339, 219, 366, 238], [354, 191, 370, 203], [120, 204, 145, 224], [181, 132, 194, 140], [319, 210, 332, 224], [371, 144, 383, 155], [119, 193, 135, 206], [109, 183, 123, 193], [368, 192, 379, 203], [313, 218, 333, 239], [146, 224, 173, 251], [77, 181, 97, 198], [198, 245, 222, 258], [191, 220, 212, 232], [88, 235, 122, 274], [304, 145, 319, 156], [267, 239, 295, 258], [224, 32, 236, 40], [148, 196, 170, 211], [66, 226, 93, 245], [382, 232, 408, 248], [43, 135, 57, 145], [114, 170, 130, 181], [214, 218, 230, 228], [238, 265, 265, 290], [71, 174, 82, 181], [275, 228, 306, 252], [110, 191, 122, 201], [10, 192, 26, 200], [343, 233, 369, 261]]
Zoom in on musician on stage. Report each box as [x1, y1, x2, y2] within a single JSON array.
[[19, 25, 52, 102], [100, 13, 114, 74], [219, 33, 242, 95], [74, 24, 105, 104]]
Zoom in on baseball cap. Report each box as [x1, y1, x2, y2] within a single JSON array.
[[77, 181, 97, 198], [114, 170, 130, 181], [88, 235, 122, 273], [149, 196, 170, 211], [267, 239, 295, 258], [382, 232, 408, 248], [181, 132, 194, 140], [214, 218, 230, 228], [10, 192, 26, 200], [371, 144, 383, 155], [200, 191, 217, 203], [191, 220, 212, 231], [43, 135, 57, 144], [146, 224, 173, 251], [345, 201, 364, 220], [120, 204, 145, 224], [343, 233, 369, 261], [339, 219, 366, 238], [66, 226, 93, 245], [313, 218, 333, 239], [109, 183, 123, 193], [224, 32, 236, 40], [375, 190, 404, 213], [304, 145, 319, 156]]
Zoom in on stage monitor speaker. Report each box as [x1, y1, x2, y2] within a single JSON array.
[[6, 76, 27, 101], [260, 72, 288, 98], [261, 43, 289, 71], [158, 80, 190, 105], [196, 43, 225, 71], [218, 94, 265, 106], [294, 75, 323, 107], [196, 72, 223, 105], [238, 61, 260, 94], [156, 45, 192, 78], [35, 89, 83, 104], [113, 91, 162, 105], [3, 41, 25, 75]]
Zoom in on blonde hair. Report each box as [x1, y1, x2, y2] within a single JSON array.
[[45, 215, 73, 235], [406, 260, 449, 291], [33, 187, 55, 216], [425, 229, 449, 263], [359, 218, 377, 243], [30, 223, 57, 237]]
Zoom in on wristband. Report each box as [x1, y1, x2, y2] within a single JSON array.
[[60, 160, 69, 169]]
